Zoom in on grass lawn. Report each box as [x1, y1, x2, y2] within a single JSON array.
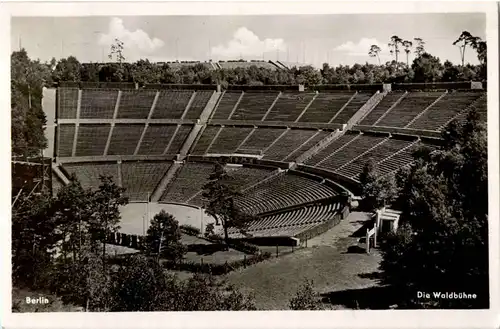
[[225, 212, 382, 310], [181, 234, 248, 265]]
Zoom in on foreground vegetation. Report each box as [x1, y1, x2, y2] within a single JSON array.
[[360, 110, 489, 308]]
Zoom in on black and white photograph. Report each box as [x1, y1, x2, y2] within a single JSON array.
[[2, 1, 499, 328]]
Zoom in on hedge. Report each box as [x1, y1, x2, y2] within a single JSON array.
[[180, 224, 201, 236], [162, 252, 272, 275]]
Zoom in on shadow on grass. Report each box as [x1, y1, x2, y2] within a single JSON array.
[[187, 243, 228, 255], [320, 285, 400, 310], [358, 271, 383, 280], [343, 245, 367, 254], [350, 221, 374, 238]]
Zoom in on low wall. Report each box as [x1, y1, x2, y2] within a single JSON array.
[[309, 84, 384, 92], [157, 201, 202, 210], [57, 155, 177, 163], [352, 125, 442, 139], [297, 165, 361, 195], [207, 119, 342, 130], [392, 81, 472, 91]]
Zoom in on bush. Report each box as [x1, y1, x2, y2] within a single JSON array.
[[180, 224, 201, 236], [204, 223, 215, 237], [163, 252, 272, 275], [289, 280, 323, 310], [227, 239, 260, 255]]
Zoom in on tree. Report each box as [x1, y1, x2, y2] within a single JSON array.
[[411, 52, 443, 83], [368, 45, 382, 65], [51, 242, 113, 311], [453, 31, 479, 66], [413, 38, 426, 57], [296, 65, 323, 86], [175, 273, 256, 311], [145, 210, 187, 263], [11, 49, 49, 157], [53, 176, 93, 262], [359, 161, 397, 211], [88, 175, 128, 271], [12, 192, 59, 288], [289, 280, 323, 310], [473, 39, 487, 66], [202, 162, 251, 249], [380, 111, 488, 308], [402, 40, 413, 66], [131, 59, 161, 86], [108, 38, 125, 63], [52, 56, 82, 82], [388, 35, 403, 63], [110, 255, 176, 311]]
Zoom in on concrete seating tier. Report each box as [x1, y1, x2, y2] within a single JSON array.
[[375, 91, 444, 127], [63, 162, 119, 190], [298, 92, 354, 123]]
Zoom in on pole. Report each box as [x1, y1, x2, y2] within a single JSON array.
[[200, 207, 203, 234], [176, 38, 179, 61], [146, 192, 150, 232]]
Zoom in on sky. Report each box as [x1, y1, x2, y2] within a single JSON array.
[[11, 13, 486, 68]]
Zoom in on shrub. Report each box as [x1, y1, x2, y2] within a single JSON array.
[[289, 280, 323, 310], [204, 223, 215, 237], [180, 224, 201, 236], [162, 252, 272, 275], [227, 239, 260, 255]]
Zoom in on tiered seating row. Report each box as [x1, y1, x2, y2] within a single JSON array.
[[298, 92, 353, 123], [121, 162, 171, 201], [335, 138, 415, 179], [137, 124, 178, 155], [191, 126, 220, 154], [58, 88, 78, 119], [264, 129, 318, 161], [264, 93, 316, 122], [152, 90, 193, 119], [228, 202, 342, 237], [377, 142, 438, 177], [80, 89, 118, 119], [237, 128, 285, 153], [166, 125, 193, 154], [376, 92, 443, 127], [63, 162, 119, 190], [207, 127, 253, 154], [236, 172, 337, 215], [107, 124, 144, 155], [331, 92, 373, 124], [186, 166, 275, 207], [117, 90, 156, 119], [454, 94, 487, 125], [230, 92, 279, 120], [408, 92, 483, 131], [57, 124, 76, 157], [160, 162, 213, 203], [184, 91, 213, 119], [212, 91, 242, 120], [282, 130, 331, 161], [305, 133, 360, 166], [75, 124, 111, 156], [314, 134, 388, 172], [360, 91, 405, 125]]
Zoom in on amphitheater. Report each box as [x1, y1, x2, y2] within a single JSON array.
[[44, 82, 487, 245]]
